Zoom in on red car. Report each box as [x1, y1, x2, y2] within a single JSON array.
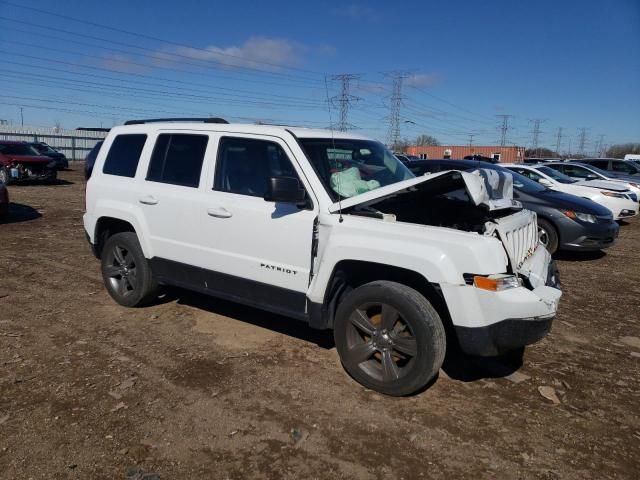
[[0, 141, 57, 184], [0, 181, 8, 220]]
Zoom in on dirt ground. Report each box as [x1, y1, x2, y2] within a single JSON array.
[[1, 167, 639, 480]]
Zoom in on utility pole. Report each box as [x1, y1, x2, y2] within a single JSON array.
[[20, 107, 24, 127], [330, 73, 361, 131], [387, 72, 408, 148], [468, 133, 475, 147], [530, 119, 545, 157], [577, 127, 588, 155], [496, 114, 512, 147], [555, 127, 563, 155]]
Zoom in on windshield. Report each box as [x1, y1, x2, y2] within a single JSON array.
[[0, 143, 40, 155], [299, 138, 414, 201], [536, 166, 576, 184]]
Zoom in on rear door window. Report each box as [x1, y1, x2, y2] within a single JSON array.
[[146, 134, 209, 188], [611, 161, 638, 174], [102, 134, 147, 177]]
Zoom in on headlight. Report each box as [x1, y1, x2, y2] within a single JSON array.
[[473, 274, 521, 292], [601, 191, 625, 198], [562, 210, 596, 223]]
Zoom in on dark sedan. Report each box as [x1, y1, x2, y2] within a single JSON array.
[[403, 159, 619, 254], [29, 142, 68, 170]]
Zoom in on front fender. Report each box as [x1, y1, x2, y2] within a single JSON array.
[[306, 214, 509, 303]]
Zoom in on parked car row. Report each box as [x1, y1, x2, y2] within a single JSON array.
[[0, 141, 58, 185], [401, 159, 627, 254]]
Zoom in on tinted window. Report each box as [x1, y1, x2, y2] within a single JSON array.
[[214, 137, 300, 197], [587, 159, 609, 169], [147, 134, 208, 188], [611, 161, 638, 174], [103, 134, 147, 177]]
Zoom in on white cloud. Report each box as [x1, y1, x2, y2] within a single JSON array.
[[405, 73, 442, 88], [163, 37, 304, 71], [99, 54, 149, 73], [333, 4, 381, 22]]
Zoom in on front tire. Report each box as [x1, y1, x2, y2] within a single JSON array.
[[334, 281, 446, 396], [101, 232, 158, 307], [0, 167, 9, 185], [537, 218, 559, 254]]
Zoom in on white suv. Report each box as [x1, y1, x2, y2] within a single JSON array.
[[84, 118, 562, 396]]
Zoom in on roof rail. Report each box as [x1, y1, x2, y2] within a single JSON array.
[[123, 117, 229, 125]]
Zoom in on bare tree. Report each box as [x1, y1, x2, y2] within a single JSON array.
[[606, 143, 640, 158], [415, 134, 440, 146]]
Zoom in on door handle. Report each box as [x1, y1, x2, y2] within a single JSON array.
[[138, 195, 158, 205], [207, 206, 232, 218]]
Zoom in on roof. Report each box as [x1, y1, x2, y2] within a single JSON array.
[[111, 122, 373, 141], [0, 140, 27, 145]]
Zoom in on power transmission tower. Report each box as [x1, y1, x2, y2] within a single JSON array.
[[577, 128, 588, 155], [496, 114, 512, 147], [387, 72, 408, 147], [330, 74, 361, 131], [594, 134, 606, 156], [555, 127, 563, 154], [530, 119, 545, 157]]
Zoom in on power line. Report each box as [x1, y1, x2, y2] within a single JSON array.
[[496, 114, 513, 147], [0, 2, 325, 79], [468, 133, 475, 147], [330, 74, 360, 131]]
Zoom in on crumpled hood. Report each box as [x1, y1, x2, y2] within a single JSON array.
[[329, 168, 517, 213]]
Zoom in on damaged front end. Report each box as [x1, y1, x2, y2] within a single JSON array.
[[339, 167, 560, 292], [6, 159, 57, 183]]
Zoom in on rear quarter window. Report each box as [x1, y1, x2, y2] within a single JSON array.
[[102, 134, 147, 178]]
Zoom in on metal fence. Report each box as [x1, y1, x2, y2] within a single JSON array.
[[0, 126, 108, 160]]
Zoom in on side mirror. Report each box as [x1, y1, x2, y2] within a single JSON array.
[[586, 173, 598, 179], [264, 176, 307, 205], [538, 178, 553, 187]]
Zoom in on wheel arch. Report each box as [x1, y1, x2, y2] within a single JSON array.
[[309, 260, 453, 334], [93, 217, 140, 259]]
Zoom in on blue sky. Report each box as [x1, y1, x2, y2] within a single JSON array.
[[0, 0, 638, 152]]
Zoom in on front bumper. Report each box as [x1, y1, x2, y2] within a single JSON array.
[[558, 216, 619, 251], [442, 248, 561, 356]]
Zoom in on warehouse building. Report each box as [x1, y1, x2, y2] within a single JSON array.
[[406, 145, 525, 163]]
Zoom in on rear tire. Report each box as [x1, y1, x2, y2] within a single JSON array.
[[334, 280, 446, 396], [101, 232, 158, 307], [537, 218, 559, 254]]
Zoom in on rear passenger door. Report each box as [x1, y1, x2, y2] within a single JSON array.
[[200, 135, 317, 312], [138, 131, 213, 265]]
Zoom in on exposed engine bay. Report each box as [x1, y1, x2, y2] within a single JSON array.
[[6, 161, 56, 182], [346, 169, 522, 234]]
